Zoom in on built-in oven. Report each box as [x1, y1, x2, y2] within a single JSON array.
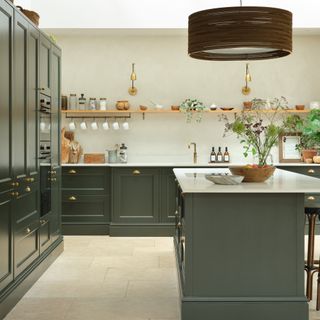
[[39, 93, 52, 217]]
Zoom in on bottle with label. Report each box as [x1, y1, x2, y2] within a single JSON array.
[[210, 147, 216, 163], [224, 147, 230, 162], [78, 94, 86, 110], [119, 143, 128, 163], [88, 98, 97, 110], [217, 147, 223, 162]]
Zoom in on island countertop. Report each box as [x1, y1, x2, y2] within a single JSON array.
[[173, 168, 320, 193]]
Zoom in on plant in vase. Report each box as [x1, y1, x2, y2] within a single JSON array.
[[283, 109, 320, 162], [220, 97, 289, 182], [180, 98, 207, 123]]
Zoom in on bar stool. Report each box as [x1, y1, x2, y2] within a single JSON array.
[[305, 207, 319, 302]]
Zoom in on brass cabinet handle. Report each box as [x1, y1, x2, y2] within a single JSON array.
[[307, 196, 316, 201], [26, 228, 31, 233], [25, 186, 31, 192], [175, 210, 178, 216], [68, 169, 77, 174], [69, 196, 77, 201], [308, 169, 315, 174], [11, 182, 19, 187], [177, 222, 182, 228], [11, 192, 19, 197], [51, 178, 57, 182], [133, 169, 141, 175], [25, 177, 34, 182]]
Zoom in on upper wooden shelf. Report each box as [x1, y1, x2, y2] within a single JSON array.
[[61, 109, 310, 114]]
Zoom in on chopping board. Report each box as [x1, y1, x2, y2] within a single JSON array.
[[84, 153, 105, 164]]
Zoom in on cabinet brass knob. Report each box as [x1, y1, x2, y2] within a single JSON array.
[[51, 178, 57, 182], [69, 196, 77, 201], [175, 210, 178, 216], [11, 182, 19, 187], [307, 196, 316, 201], [69, 169, 77, 174], [25, 186, 31, 192], [26, 228, 31, 233], [133, 170, 141, 175], [11, 192, 19, 197], [25, 177, 34, 182], [308, 169, 315, 174], [177, 222, 182, 228]]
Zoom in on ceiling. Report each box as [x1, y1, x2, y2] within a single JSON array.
[[15, 0, 320, 30]]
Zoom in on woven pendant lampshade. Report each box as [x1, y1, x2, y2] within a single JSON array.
[[188, 6, 292, 61]]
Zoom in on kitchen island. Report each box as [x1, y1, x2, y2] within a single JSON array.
[[173, 168, 320, 320]]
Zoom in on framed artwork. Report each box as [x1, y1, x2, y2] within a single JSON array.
[[279, 133, 302, 163]]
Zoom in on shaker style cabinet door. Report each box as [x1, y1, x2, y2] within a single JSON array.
[[112, 168, 160, 223], [0, 1, 14, 292], [39, 35, 51, 96], [160, 169, 177, 223], [12, 11, 28, 184]]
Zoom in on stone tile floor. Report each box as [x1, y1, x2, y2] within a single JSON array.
[[4, 236, 320, 320]]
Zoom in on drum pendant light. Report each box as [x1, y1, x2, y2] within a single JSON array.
[[188, 3, 292, 61]]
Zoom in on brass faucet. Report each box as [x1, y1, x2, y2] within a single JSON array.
[[188, 142, 197, 164]]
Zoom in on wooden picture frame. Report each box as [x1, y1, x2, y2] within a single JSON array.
[[279, 133, 302, 163]]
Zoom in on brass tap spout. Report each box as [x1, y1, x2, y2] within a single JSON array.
[[188, 142, 197, 164]]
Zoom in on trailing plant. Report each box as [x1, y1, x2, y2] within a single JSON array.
[[180, 99, 207, 123]]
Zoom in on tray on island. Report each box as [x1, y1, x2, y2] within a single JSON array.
[[205, 173, 244, 185]]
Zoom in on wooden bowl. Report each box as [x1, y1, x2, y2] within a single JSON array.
[[229, 165, 276, 182], [140, 105, 148, 111], [295, 105, 305, 110], [171, 105, 180, 111]]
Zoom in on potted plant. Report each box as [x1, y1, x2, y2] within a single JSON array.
[[220, 97, 289, 182], [180, 98, 207, 123], [284, 109, 320, 161]]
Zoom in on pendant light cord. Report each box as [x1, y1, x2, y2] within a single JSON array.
[[240, 0, 242, 6]]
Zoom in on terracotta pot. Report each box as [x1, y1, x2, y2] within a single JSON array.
[[229, 166, 276, 183], [302, 149, 317, 162], [243, 101, 252, 111], [139, 105, 148, 111]]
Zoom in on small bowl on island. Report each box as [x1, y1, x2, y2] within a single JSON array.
[[229, 164, 276, 183]]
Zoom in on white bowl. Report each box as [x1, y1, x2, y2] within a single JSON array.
[[205, 174, 244, 185]]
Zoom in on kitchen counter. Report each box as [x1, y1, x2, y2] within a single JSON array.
[[61, 162, 320, 167], [173, 168, 310, 320], [173, 168, 320, 193]]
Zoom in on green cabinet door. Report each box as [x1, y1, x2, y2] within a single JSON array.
[[39, 35, 51, 96], [160, 168, 177, 223], [0, 0, 13, 193], [0, 192, 13, 292], [12, 11, 28, 184], [112, 168, 160, 223]]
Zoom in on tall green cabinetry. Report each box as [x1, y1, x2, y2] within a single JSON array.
[[0, 1, 63, 318]]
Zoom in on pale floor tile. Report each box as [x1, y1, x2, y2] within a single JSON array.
[[4, 235, 320, 320]]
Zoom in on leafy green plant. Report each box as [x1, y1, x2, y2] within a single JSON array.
[[221, 97, 289, 166], [284, 109, 320, 151], [180, 99, 207, 123]]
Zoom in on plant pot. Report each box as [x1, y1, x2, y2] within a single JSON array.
[[229, 165, 276, 183], [243, 101, 252, 111], [302, 149, 317, 162]]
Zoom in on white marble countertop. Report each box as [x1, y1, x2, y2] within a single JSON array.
[[173, 168, 320, 193], [60, 162, 320, 167]]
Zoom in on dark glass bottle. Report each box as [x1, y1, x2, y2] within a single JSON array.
[[224, 147, 230, 162], [217, 147, 223, 162], [210, 147, 216, 163]]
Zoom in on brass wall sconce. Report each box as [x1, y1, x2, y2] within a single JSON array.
[[242, 63, 252, 95], [128, 63, 137, 96]]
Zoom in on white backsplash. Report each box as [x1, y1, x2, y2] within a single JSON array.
[[57, 32, 320, 164]]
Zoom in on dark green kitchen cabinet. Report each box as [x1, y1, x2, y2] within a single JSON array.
[[12, 11, 28, 183], [61, 167, 110, 234], [0, 192, 13, 292], [160, 168, 177, 223], [39, 34, 51, 96], [112, 168, 160, 223]]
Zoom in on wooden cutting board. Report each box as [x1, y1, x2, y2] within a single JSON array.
[[83, 153, 105, 164]]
